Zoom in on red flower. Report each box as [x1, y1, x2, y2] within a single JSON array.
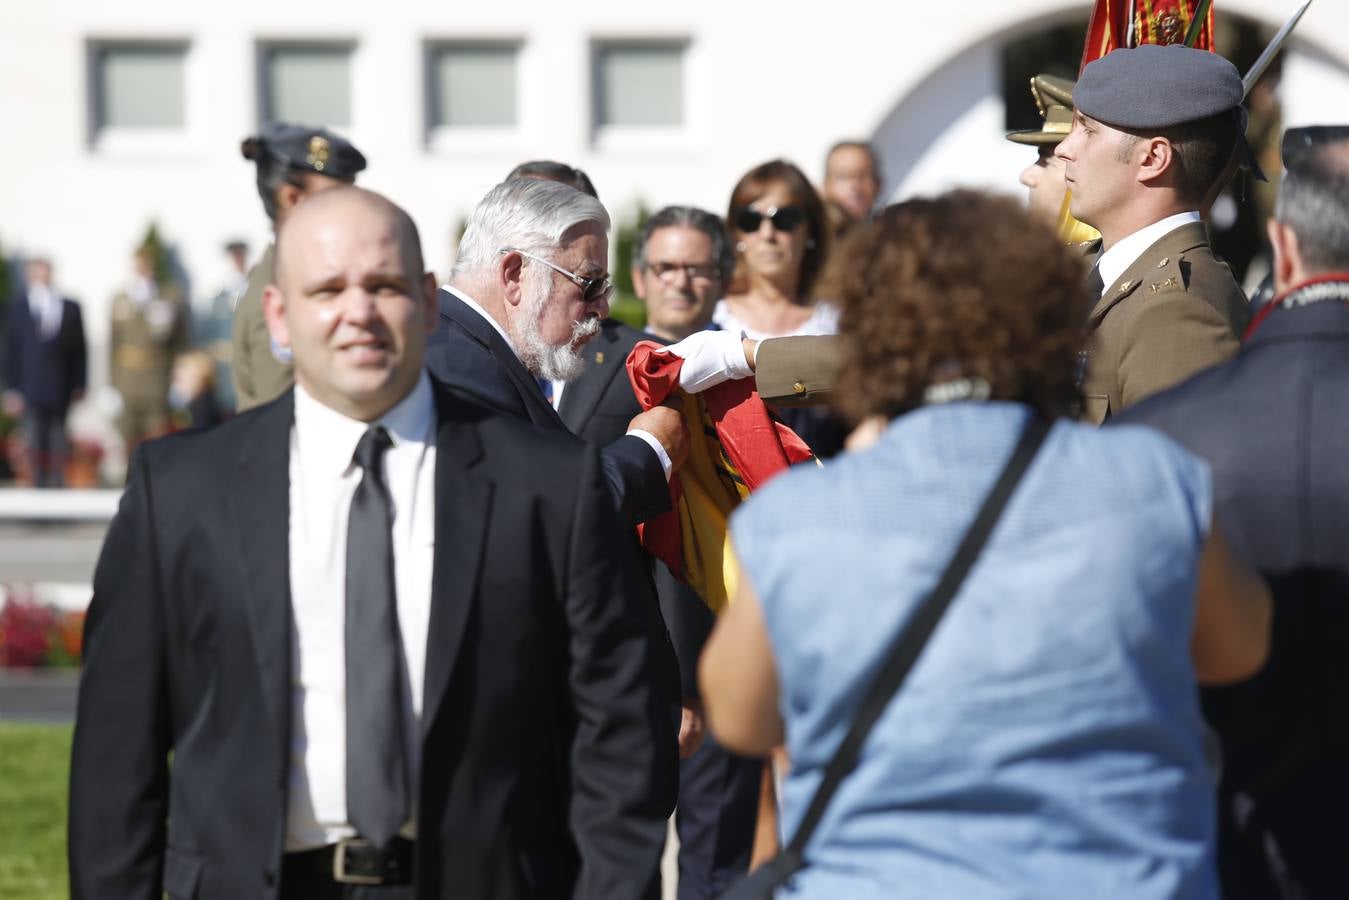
[[0, 598, 57, 668]]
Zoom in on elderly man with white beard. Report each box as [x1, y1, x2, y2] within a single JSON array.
[[426, 178, 688, 529]]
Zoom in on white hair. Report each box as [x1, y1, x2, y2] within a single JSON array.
[[514, 269, 602, 381], [452, 178, 610, 276]]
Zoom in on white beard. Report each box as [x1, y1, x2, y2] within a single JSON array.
[[515, 273, 601, 382]]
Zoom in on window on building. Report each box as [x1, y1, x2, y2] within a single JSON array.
[[427, 43, 519, 130], [261, 43, 353, 127], [593, 42, 685, 128], [91, 42, 188, 133]]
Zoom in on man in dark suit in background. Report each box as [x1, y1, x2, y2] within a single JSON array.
[[557, 205, 763, 900], [1119, 125, 1349, 899], [4, 258, 86, 487], [70, 187, 673, 900]]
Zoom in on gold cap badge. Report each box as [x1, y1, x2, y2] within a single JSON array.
[[306, 136, 331, 172]]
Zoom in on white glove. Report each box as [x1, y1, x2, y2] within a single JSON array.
[[660, 330, 754, 393]]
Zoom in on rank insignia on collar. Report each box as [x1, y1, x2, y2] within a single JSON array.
[[307, 136, 331, 171], [1119, 281, 1133, 292]]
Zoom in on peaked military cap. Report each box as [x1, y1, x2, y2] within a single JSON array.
[[240, 123, 367, 179], [1007, 74, 1076, 146], [1073, 44, 1242, 130]]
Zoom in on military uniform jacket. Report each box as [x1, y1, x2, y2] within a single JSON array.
[[1081, 221, 1249, 424], [109, 284, 188, 403], [753, 335, 843, 406], [231, 245, 293, 411]]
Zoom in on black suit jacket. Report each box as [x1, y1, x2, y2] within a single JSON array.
[[1118, 300, 1349, 895], [558, 321, 715, 700], [5, 292, 86, 411], [424, 288, 670, 528], [69, 384, 674, 900]]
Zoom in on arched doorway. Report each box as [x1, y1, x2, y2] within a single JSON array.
[[870, 4, 1349, 286]]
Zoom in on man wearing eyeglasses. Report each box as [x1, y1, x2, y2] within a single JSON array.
[[424, 180, 688, 786], [555, 206, 761, 899], [1117, 125, 1349, 900], [425, 178, 688, 529]]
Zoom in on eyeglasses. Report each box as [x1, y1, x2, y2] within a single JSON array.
[[1281, 125, 1349, 170], [647, 261, 720, 284], [733, 205, 806, 234], [499, 248, 614, 304]]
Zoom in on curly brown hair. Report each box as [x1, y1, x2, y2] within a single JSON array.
[[833, 190, 1087, 422]]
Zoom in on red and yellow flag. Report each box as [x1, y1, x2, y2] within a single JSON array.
[[1080, 0, 1215, 72]]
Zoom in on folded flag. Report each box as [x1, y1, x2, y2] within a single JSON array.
[[627, 341, 816, 613]]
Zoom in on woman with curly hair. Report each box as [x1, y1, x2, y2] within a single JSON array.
[[700, 191, 1271, 898]]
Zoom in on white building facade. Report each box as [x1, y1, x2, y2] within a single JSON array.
[[2, 0, 1346, 419]]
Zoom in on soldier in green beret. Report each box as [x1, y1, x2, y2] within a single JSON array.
[[231, 123, 367, 411]]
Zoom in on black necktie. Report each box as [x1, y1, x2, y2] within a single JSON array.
[[345, 425, 408, 848], [1085, 264, 1105, 302]]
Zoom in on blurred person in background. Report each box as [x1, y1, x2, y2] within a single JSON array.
[[700, 190, 1271, 899], [169, 350, 224, 432], [4, 257, 86, 487], [198, 239, 250, 411], [109, 245, 188, 456], [717, 159, 847, 457], [821, 141, 881, 226], [621, 206, 761, 900], [1006, 74, 1100, 243], [233, 123, 366, 411], [1119, 124, 1349, 900], [506, 159, 599, 199]]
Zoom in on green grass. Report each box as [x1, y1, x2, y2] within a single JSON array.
[[0, 723, 71, 900]]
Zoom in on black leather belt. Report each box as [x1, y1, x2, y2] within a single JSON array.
[[285, 837, 415, 886]]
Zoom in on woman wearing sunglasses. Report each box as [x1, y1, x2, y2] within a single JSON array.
[[715, 159, 835, 340], [718, 160, 848, 458]]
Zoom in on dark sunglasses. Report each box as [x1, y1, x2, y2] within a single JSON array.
[[1281, 125, 1349, 169], [734, 205, 805, 234]]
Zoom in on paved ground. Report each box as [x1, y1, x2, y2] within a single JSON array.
[[0, 521, 106, 585], [0, 669, 79, 722]]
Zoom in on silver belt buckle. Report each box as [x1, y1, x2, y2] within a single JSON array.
[[332, 837, 384, 885]]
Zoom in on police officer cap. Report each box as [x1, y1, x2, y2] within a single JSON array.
[[1073, 44, 1242, 130], [240, 123, 367, 179]]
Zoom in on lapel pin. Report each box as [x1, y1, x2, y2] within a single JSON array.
[[595, 351, 605, 364]]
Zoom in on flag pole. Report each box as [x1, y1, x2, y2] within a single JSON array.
[[1183, 0, 1214, 47]]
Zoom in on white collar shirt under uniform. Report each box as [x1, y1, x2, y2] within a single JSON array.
[[285, 372, 437, 851], [1096, 211, 1202, 297]]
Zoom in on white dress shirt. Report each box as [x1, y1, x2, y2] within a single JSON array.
[[441, 283, 672, 479], [27, 283, 63, 339], [285, 373, 437, 850], [1096, 211, 1202, 297]]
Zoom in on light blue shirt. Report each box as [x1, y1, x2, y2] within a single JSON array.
[[732, 402, 1218, 899]]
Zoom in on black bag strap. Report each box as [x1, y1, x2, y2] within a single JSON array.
[[781, 414, 1053, 869]]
